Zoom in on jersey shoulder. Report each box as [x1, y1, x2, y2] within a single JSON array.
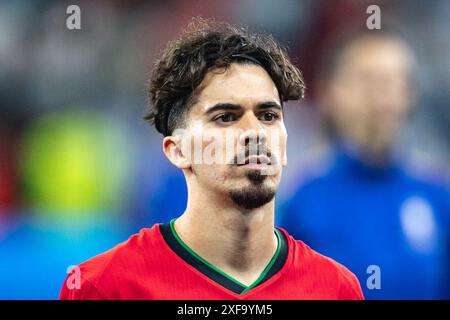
[[280, 228, 364, 300], [59, 225, 162, 299]]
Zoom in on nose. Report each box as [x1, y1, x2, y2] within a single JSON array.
[[238, 113, 267, 147]]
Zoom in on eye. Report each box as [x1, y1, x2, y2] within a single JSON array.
[[259, 111, 280, 122], [214, 113, 237, 124]]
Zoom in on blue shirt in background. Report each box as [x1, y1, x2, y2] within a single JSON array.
[[278, 146, 450, 299], [0, 215, 130, 300]]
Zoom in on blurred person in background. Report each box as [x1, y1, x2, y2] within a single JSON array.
[[279, 28, 450, 299]]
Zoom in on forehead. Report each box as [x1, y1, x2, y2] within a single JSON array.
[[191, 63, 280, 114], [339, 37, 415, 76]]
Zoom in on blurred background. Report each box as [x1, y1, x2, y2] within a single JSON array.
[[0, 0, 448, 299]]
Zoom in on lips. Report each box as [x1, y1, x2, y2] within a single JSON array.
[[232, 144, 273, 166], [238, 154, 271, 166]]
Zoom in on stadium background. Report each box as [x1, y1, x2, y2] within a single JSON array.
[[0, 0, 449, 299]]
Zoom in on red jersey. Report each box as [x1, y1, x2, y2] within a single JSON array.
[[59, 221, 364, 300]]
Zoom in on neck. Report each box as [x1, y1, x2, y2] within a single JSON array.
[[173, 184, 278, 286]]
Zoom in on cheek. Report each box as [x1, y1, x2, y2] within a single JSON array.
[[268, 126, 287, 164], [392, 91, 412, 117], [191, 161, 231, 185], [279, 134, 288, 166], [333, 80, 369, 115], [191, 127, 240, 165]]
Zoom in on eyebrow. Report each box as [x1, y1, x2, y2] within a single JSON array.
[[204, 101, 282, 115], [257, 101, 282, 111]]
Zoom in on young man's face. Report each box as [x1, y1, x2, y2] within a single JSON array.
[[174, 63, 287, 209], [321, 36, 416, 155]]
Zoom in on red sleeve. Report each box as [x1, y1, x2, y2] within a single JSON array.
[[59, 275, 106, 300], [338, 269, 365, 300]]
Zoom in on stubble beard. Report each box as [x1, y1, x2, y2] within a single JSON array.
[[228, 170, 276, 210]]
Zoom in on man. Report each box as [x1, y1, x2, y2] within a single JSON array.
[[59, 19, 363, 300], [279, 29, 449, 299]]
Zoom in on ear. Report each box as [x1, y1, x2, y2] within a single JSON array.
[[162, 135, 191, 170], [315, 80, 333, 117], [406, 81, 418, 112]]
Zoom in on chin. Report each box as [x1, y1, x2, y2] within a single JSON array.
[[228, 183, 276, 210]]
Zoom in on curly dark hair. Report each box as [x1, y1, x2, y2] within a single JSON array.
[[145, 18, 305, 136]]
